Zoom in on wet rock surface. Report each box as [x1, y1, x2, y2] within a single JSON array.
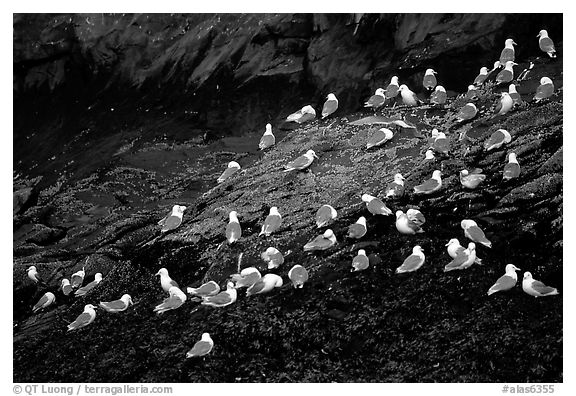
[[13, 14, 562, 383]]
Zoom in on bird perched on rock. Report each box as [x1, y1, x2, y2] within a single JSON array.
[[27, 266, 46, 285], [484, 129, 512, 151], [465, 85, 479, 101], [396, 246, 425, 273], [473, 66, 489, 85], [396, 209, 425, 234], [366, 128, 393, 149], [496, 61, 517, 85], [422, 68, 438, 91], [385, 76, 400, 103], [246, 274, 283, 297], [364, 88, 386, 109], [260, 207, 282, 236], [534, 77, 554, 102], [499, 38, 517, 64], [258, 123, 275, 150], [158, 205, 187, 233], [231, 268, 261, 289], [67, 304, 97, 331], [60, 278, 73, 296], [399, 84, 422, 106], [154, 286, 187, 314], [431, 129, 449, 155], [362, 194, 392, 216], [494, 92, 514, 116], [288, 265, 309, 288], [537, 29, 556, 58], [261, 247, 284, 269], [351, 249, 370, 272], [322, 93, 339, 119], [303, 229, 337, 251], [347, 216, 367, 239], [456, 103, 477, 122], [99, 294, 133, 313], [444, 242, 477, 272], [430, 85, 447, 105], [284, 150, 318, 172], [202, 282, 237, 307], [487, 264, 520, 296], [186, 333, 214, 358], [445, 238, 482, 264], [226, 210, 242, 244], [385, 173, 405, 199], [424, 150, 435, 160], [503, 152, 521, 180], [459, 169, 486, 189], [217, 161, 241, 183], [508, 84, 523, 106], [156, 268, 179, 293], [286, 105, 316, 124], [461, 219, 492, 248], [32, 292, 56, 313], [187, 281, 221, 297], [414, 170, 442, 195], [71, 267, 86, 289], [522, 272, 559, 297], [315, 204, 337, 228], [75, 273, 103, 297]]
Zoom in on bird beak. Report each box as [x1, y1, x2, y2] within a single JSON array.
[[445, 242, 450, 246], [313, 153, 319, 159]]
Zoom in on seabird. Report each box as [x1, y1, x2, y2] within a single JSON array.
[[431, 130, 449, 155], [459, 169, 486, 189], [217, 161, 241, 183], [187, 281, 221, 297], [27, 265, 45, 285], [366, 128, 394, 149], [156, 268, 179, 293], [499, 38, 517, 64], [70, 267, 85, 289], [399, 84, 422, 106], [422, 68, 438, 91], [465, 85, 479, 101], [537, 30, 556, 58], [322, 93, 339, 119], [395, 209, 425, 234], [246, 274, 283, 297], [186, 333, 214, 358], [503, 152, 521, 180], [258, 124, 275, 150], [487, 264, 520, 296], [385, 76, 400, 102], [158, 205, 187, 233], [74, 273, 103, 297], [385, 173, 405, 199], [67, 304, 97, 331], [522, 272, 559, 297], [362, 194, 392, 216], [60, 278, 73, 296], [413, 170, 442, 195], [484, 129, 512, 151], [226, 210, 242, 244], [260, 207, 282, 236], [430, 85, 447, 105], [445, 238, 482, 264], [288, 265, 309, 288], [461, 219, 492, 248], [444, 242, 477, 272], [496, 61, 517, 85], [494, 92, 514, 116], [351, 249, 370, 272], [364, 88, 386, 109], [347, 216, 367, 239], [456, 103, 477, 122], [534, 77, 554, 102], [261, 247, 284, 269], [32, 292, 56, 313], [99, 294, 133, 313], [154, 286, 187, 314], [283, 150, 319, 172], [286, 105, 317, 124], [231, 267, 262, 289], [315, 204, 337, 228], [424, 149, 435, 160], [303, 229, 337, 251], [473, 67, 489, 86], [396, 246, 425, 273], [508, 84, 523, 106]]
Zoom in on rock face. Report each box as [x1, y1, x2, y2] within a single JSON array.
[[13, 14, 562, 383]]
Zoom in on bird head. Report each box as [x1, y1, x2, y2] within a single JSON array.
[[265, 123, 272, 133], [306, 149, 319, 159], [540, 77, 553, 85], [269, 206, 281, 216], [537, 30, 548, 38], [358, 249, 367, 256], [460, 169, 469, 177], [435, 85, 446, 92], [445, 238, 460, 247], [505, 264, 521, 273], [155, 268, 168, 277], [27, 266, 36, 272], [395, 210, 404, 218], [361, 194, 374, 203], [228, 161, 241, 169], [523, 272, 533, 280]]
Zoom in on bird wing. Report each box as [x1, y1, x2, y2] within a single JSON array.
[[467, 226, 491, 245], [534, 84, 554, 101], [68, 312, 92, 330], [296, 113, 316, 124], [259, 135, 275, 150], [368, 199, 391, 215], [217, 167, 238, 183], [189, 281, 220, 296], [226, 222, 242, 242], [499, 48, 514, 64], [367, 129, 388, 148], [444, 250, 470, 270], [503, 163, 520, 179], [202, 291, 233, 305], [397, 255, 423, 272], [100, 300, 127, 311], [304, 235, 331, 251], [285, 155, 312, 171], [33, 294, 50, 311], [286, 110, 303, 122], [154, 295, 184, 312], [385, 84, 398, 99], [539, 37, 555, 53], [322, 99, 338, 118], [260, 214, 282, 235], [414, 178, 440, 192], [161, 215, 182, 232], [187, 340, 213, 357], [74, 280, 97, 297], [352, 256, 370, 270], [348, 223, 366, 238], [289, 267, 309, 283], [531, 280, 557, 295], [488, 274, 516, 294]]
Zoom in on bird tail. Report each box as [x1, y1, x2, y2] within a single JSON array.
[[548, 51, 557, 58]]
